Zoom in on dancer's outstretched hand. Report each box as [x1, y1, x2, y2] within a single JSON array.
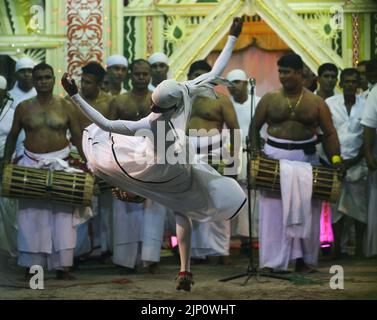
[[229, 17, 243, 38], [61, 72, 78, 96]]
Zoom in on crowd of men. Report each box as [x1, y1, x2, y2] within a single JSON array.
[[1, 44, 377, 281]]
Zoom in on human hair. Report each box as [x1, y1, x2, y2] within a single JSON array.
[[277, 53, 303, 70], [340, 68, 360, 83], [32, 63, 54, 78], [318, 63, 338, 77], [188, 60, 212, 76], [129, 59, 150, 73], [82, 62, 106, 83]]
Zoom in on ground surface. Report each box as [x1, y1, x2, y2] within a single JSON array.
[[1, 247, 377, 300]]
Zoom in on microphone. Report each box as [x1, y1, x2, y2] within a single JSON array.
[[248, 78, 256, 87]]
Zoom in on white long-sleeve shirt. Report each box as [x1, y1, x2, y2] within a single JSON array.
[[326, 94, 365, 160]]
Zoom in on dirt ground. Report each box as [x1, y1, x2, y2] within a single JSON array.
[[1, 246, 377, 300]]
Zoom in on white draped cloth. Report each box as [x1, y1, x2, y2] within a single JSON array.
[[259, 135, 322, 270], [72, 35, 246, 223], [190, 134, 231, 258], [112, 199, 165, 268], [16, 146, 78, 270], [325, 94, 368, 224], [361, 85, 377, 257]]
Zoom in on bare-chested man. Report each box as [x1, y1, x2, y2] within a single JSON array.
[[73, 62, 114, 263], [106, 55, 128, 96], [147, 52, 170, 92], [3, 63, 84, 280], [110, 59, 165, 274], [187, 60, 240, 265], [77, 62, 113, 130], [252, 53, 341, 273]]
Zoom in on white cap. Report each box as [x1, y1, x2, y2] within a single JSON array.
[[15, 57, 36, 72], [226, 69, 248, 82], [107, 55, 128, 68], [151, 79, 182, 109], [148, 52, 169, 66], [0, 75, 7, 90]]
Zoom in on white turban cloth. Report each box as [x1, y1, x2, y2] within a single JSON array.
[[107, 55, 128, 68], [226, 69, 248, 82], [15, 57, 35, 72], [0, 75, 7, 90], [148, 52, 169, 66]]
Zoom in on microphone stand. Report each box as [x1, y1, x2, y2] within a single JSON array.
[[219, 79, 291, 284]]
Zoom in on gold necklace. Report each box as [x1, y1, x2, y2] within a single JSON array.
[[286, 90, 304, 116]]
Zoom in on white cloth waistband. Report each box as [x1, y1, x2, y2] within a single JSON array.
[[24, 145, 71, 161], [266, 134, 317, 144]]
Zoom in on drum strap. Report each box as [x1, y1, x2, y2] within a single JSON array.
[[266, 138, 319, 154]]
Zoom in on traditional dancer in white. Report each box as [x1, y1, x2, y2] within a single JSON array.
[[62, 17, 245, 291]]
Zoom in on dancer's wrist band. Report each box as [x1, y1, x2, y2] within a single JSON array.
[[331, 155, 342, 164]]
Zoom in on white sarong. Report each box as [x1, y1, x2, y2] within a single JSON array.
[[16, 146, 77, 269], [190, 134, 231, 257], [259, 135, 322, 270]]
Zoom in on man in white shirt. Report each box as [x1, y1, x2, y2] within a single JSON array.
[[316, 63, 338, 100], [325, 68, 367, 259], [9, 57, 37, 159], [361, 59, 377, 258]]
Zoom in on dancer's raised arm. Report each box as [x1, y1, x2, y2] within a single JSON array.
[[191, 17, 243, 85], [61, 73, 154, 135]]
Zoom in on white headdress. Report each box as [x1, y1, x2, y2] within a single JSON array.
[[107, 55, 128, 68], [148, 52, 169, 66], [15, 57, 35, 72], [226, 69, 248, 82]]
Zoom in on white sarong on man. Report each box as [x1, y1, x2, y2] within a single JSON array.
[[17, 146, 79, 270], [190, 134, 231, 257], [259, 135, 322, 270]]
